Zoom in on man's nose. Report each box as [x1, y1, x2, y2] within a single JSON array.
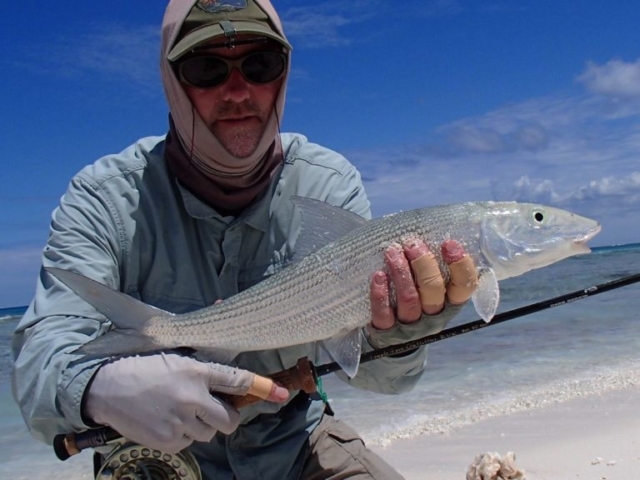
[[220, 69, 251, 103]]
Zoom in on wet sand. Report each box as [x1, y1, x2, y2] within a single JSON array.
[[374, 385, 640, 479]]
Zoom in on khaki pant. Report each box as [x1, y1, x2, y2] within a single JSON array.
[[300, 414, 405, 480]]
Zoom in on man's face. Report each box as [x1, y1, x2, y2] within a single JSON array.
[[181, 38, 284, 159]]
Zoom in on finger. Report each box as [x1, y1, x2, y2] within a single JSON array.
[[184, 416, 218, 443], [203, 361, 289, 403], [266, 382, 290, 402], [385, 244, 422, 323], [404, 239, 445, 315], [195, 396, 241, 435], [205, 363, 255, 396], [442, 240, 478, 305], [254, 375, 289, 403], [369, 271, 395, 330]]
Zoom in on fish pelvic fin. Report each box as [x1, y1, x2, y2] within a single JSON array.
[[321, 329, 363, 378], [471, 267, 500, 322], [46, 267, 172, 335]]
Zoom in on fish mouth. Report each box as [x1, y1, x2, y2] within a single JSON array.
[[574, 223, 602, 244], [571, 223, 601, 253]]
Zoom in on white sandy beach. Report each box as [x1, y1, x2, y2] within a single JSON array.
[[3, 385, 639, 479], [4, 360, 640, 479], [373, 385, 640, 479], [16, 384, 638, 480]]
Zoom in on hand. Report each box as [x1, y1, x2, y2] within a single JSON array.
[[367, 238, 478, 348], [83, 353, 288, 453]]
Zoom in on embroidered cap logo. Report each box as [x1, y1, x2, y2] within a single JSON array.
[[196, 0, 248, 13]]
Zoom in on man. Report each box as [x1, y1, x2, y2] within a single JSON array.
[[12, 1, 477, 478]]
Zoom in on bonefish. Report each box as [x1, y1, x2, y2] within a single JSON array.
[[48, 198, 601, 376]]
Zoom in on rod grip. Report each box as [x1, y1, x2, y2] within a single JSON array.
[[221, 357, 317, 408], [53, 358, 317, 459], [53, 427, 121, 461]]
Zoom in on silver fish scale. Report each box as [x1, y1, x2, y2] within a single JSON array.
[[149, 202, 494, 352]]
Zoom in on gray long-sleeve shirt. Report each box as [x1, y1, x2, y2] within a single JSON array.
[[12, 132, 431, 479]]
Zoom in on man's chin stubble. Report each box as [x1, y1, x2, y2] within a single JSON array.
[[214, 124, 266, 159]]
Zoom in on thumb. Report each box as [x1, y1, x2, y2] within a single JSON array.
[[205, 363, 255, 396], [204, 363, 290, 403]]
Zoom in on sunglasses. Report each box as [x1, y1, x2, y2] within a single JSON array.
[[175, 50, 287, 89]]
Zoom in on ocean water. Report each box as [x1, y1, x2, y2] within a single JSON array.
[[1, 244, 639, 478]]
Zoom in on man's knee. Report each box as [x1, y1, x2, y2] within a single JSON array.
[[301, 415, 404, 480]]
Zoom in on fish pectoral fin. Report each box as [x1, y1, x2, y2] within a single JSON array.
[[321, 329, 363, 379], [471, 267, 500, 323]]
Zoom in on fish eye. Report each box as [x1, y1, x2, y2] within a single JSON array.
[[532, 210, 545, 223]]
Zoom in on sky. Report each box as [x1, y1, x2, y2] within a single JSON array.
[[1, 0, 640, 308]]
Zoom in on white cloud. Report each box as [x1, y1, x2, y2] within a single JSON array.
[[445, 125, 507, 153], [577, 58, 640, 98], [281, 10, 353, 47], [347, 66, 640, 246], [280, 0, 519, 47], [72, 25, 160, 86], [442, 122, 549, 154], [18, 24, 161, 91], [511, 124, 549, 151], [575, 173, 640, 201], [492, 173, 640, 208], [280, 1, 384, 48]]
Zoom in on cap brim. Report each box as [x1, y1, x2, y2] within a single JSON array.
[[168, 21, 291, 62]]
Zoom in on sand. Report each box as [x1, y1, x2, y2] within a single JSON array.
[[6, 378, 640, 479], [373, 385, 640, 479]]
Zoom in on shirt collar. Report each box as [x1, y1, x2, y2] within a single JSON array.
[[176, 175, 277, 232]]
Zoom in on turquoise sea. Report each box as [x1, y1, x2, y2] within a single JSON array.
[[1, 244, 639, 478]]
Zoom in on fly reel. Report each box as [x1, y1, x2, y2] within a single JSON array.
[[93, 442, 201, 480]]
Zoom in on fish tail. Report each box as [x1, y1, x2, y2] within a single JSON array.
[[46, 267, 171, 335], [76, 330, 162, 356]]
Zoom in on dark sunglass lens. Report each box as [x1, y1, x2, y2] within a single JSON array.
[[180, 56, 229, 88], [242, 52, 285, 83]]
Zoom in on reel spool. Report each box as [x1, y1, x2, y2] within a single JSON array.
[[94, 442, 201, 480]]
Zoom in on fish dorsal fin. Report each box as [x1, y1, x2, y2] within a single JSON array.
[[290, 196, 368, 263], [321, 329, 363, 378], [45, 267, 172, 330], [471, 267, 500, 322]]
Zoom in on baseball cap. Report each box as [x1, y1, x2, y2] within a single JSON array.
[[168, 0, 291, 62]]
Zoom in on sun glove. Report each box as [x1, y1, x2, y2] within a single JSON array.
[[83, 353, 255, 453], [365, 304, 465, 349]]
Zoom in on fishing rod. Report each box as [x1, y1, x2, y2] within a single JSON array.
[[54, 271, 640, 464], [317, 270, 640, 375]]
